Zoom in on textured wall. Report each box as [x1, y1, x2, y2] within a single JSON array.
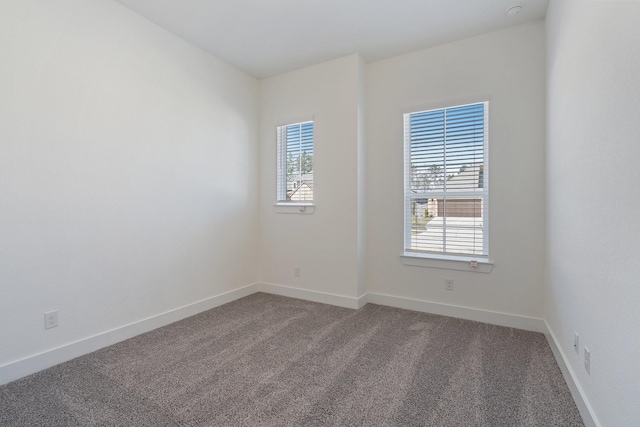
[[365, 22, 547, 318], [546, 1, 640, 425], [259, 55, 364, 299], [0, 0, 259, 367]]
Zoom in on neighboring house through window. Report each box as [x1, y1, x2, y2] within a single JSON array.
[[404, 101, 488, 258], [277, 121, 314, 203]]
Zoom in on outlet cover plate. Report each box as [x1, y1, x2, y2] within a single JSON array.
[[44, 311, 58, 329], [584, 347, 591, 374], [445, 278, 454, 291]]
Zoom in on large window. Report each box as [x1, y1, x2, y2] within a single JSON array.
[[277, 121, 314, 204], [404, 102, 488, 258]]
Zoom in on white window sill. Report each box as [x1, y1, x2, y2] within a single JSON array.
[[274, 204, 315, 214], [401, 253, 494, 273]]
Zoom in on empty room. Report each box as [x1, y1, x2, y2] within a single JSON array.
[[1, 0, 638, 426]]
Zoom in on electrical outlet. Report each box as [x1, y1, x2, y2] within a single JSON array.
[[294, 266, 301, 277], [584, 347, 591, 374], [445, 278, 454, 291], [574, 332, 579, 354], [44, 310, 58, 329]]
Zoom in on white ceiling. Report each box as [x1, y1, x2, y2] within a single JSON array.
[[115, 0, 548, 79]]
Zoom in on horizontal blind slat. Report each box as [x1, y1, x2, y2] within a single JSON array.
[[405, 101, 487, 257]]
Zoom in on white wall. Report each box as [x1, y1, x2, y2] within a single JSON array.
[[7, 4, 636, 423], [546, 1, 640, 425], [356, 56, 368, 299], [0, 0, 258, 372], [258, 55, 364, 301], [365, 22, 547, 319]]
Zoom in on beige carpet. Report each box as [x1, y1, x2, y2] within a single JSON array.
[[0, 293, 584, 426]]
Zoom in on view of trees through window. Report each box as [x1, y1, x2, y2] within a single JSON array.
[[287, 150, 312, 176], [277, 121, 314, 203], [405, 102, 488, 256]]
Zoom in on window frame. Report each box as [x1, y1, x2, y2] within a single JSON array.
[[402, 99, 490, 264], [276, 120, 315, 207]]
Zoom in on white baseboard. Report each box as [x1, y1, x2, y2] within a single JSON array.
[[2, 276, 589, 427], [254, 287, 543, 332], [544, 322, 600, 427], [357, 292, 369, 309], [2, 284, 544, 386], [0, 283, 259, 386], [256, 282, 363, 309], [365, 292, 546, 332]]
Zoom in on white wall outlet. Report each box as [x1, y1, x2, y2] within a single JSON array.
[[445, 278, 454, 291], [44, 310, 58, 329], [294, 266, 301, 277], [573, 331, 579, 354], [584, 347, 591, 374]]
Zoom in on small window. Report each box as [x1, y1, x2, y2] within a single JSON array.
[[404, 101, 488, 258], [277, 121, 314, 204]]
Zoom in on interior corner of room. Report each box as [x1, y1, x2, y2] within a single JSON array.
[[1, 1, 639, 426]]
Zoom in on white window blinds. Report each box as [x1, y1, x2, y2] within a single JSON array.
[[404, 102, 488, 258], [277, 121, 314, 203]]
